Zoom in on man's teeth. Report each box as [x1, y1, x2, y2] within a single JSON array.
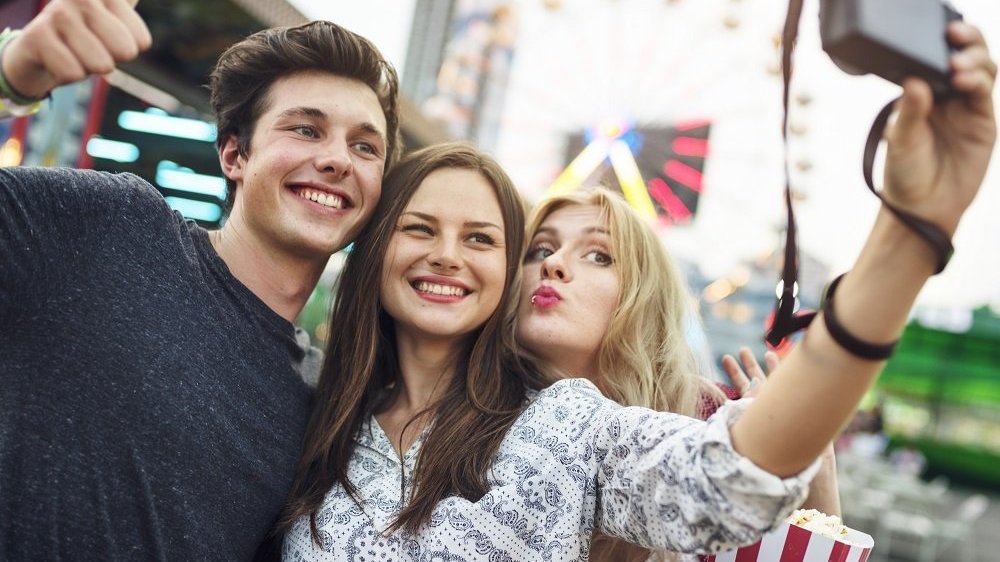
[[414, 281, 467, 297], [299, 189, 344, 209]]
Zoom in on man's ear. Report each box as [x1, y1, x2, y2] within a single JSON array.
[[219, 135, 245, 183]]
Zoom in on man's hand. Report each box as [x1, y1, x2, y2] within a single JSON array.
[[883, 22, 997, 235], [1, 0, 151, 100]]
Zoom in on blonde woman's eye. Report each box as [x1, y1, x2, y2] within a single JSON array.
[[585, 251, 614, 266], [524, 246, 554, 262]]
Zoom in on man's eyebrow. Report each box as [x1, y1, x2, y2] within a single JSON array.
[[274, 107, 387, 144], [275, 107, 326, 121], [357, 122, 387, 145]]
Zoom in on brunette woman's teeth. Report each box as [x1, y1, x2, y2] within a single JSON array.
[[413, 281, 467, 296], [299, 189, 344, 209]]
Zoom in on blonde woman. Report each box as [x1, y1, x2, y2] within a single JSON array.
[[512, 189, 833, 561]]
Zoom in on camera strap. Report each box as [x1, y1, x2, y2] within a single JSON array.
[[861, 99, 955, 274], [765, 0, 814, 348], [765, 0, 955, 349]]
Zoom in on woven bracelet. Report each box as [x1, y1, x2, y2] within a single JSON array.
[[0, 28, 48, 106]]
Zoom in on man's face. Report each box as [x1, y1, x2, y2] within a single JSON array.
[[221, 71, 388, 260]]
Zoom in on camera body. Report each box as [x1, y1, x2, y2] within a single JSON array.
[[819, 0, 963, 98]]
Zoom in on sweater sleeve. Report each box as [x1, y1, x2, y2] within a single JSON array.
[[549, 380, 818, 554], [0, 167, 161, 320]]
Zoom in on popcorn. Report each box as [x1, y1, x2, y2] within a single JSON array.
[[786, 508, 849, 540]]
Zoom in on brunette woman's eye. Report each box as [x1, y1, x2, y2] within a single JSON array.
[[468, 232, 497, 246], [400, 223, 433, 236]]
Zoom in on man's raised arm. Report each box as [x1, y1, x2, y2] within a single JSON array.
[[1, 0, 150, 113]]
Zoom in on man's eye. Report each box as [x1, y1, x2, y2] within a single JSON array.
[[353, 142, 376, 155], [292, 125, 317, 138]]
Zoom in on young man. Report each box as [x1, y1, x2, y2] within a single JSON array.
[[0, 1, 401, 559]]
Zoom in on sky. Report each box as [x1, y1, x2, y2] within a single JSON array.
[[291, 0, 1000, 313]]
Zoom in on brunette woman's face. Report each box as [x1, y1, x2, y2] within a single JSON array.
[[516, 204, 619, 377], [380, 168, 507, 343]]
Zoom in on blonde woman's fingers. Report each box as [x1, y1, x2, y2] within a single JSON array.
[[763, 350, 780, 374], [721, 354, 751, 396], [738, 347, 766, 380]]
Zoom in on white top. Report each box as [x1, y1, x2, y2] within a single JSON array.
[[283, 378, 818, 561]]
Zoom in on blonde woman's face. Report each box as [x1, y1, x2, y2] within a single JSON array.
[[516, 204, 619, 379]]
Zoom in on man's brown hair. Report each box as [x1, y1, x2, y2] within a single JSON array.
[[209, 20, 401, 212]]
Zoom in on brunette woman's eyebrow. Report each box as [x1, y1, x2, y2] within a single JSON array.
[[465, 221, 503, 231], [403, 211, 501, 231], [402, 211, 433, 221]]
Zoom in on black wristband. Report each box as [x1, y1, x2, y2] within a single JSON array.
[[821, 274, 898, 360]]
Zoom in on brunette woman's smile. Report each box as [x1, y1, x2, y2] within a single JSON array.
[[410, 275, 472, 303]]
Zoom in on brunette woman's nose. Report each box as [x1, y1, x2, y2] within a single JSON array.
[[428, 238, 461, 271]]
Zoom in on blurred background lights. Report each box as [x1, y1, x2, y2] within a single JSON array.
[[164, 197, 223, 223], [155, 161, 227, 200], [118, 108, 217, 142], [85, 137, 140, 163]]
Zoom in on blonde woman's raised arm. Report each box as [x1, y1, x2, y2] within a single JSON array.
[[731, 21, 997, 477]]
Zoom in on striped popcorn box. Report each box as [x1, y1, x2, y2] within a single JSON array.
[[699, 521, 874, 562]]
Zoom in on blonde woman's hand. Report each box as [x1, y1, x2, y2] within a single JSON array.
[[883, 22, 996, 234], [721, 347, 778, 399]]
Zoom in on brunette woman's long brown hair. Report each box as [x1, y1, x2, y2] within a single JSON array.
[[279, 142, 550, 540]]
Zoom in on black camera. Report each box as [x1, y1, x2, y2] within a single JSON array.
[[819, 0, 963, 98]]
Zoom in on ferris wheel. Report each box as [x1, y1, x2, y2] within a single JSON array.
[[492, 0, 806, 273]]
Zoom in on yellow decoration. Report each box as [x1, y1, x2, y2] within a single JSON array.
[[544, 136, 657, 221]]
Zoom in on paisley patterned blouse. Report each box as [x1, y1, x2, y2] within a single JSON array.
[[283, 379, 817, 561]]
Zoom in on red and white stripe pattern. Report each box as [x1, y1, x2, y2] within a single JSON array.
[[699, 522, 874, 562]]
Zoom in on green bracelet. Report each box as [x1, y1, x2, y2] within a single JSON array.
[[0, 96, 41, 118], [0, 28, 47, 106]]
